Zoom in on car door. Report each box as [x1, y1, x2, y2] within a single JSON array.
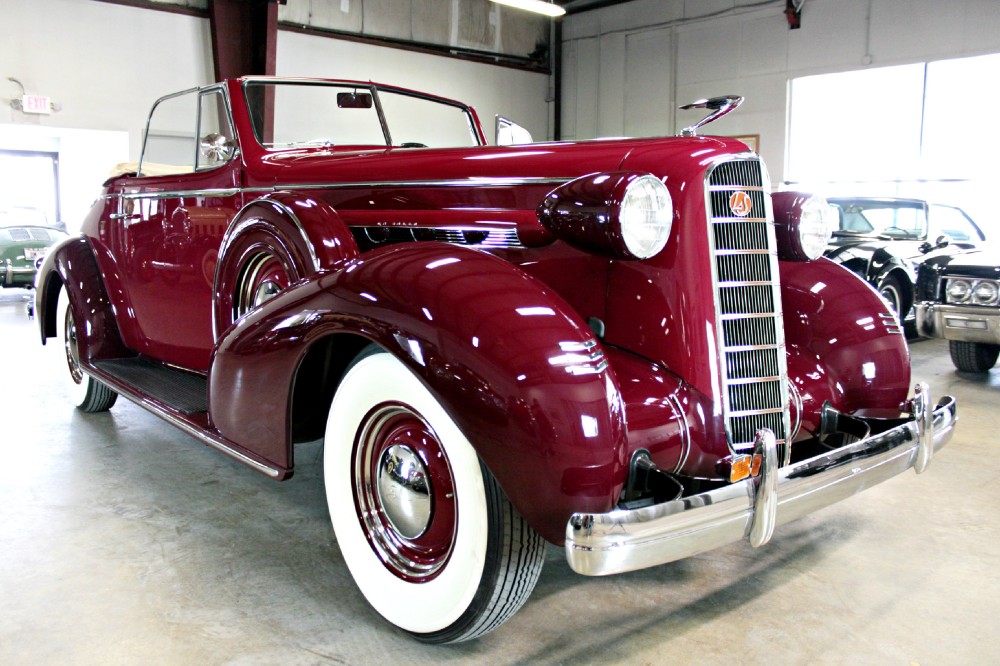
[[113, 86, 242, 372]]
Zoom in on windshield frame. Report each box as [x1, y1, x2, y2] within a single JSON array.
[[240, 78, 486, 151]]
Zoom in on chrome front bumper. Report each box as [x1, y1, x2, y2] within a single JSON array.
[[4, 259, 35, 286], [565, 383, 957, 576], [916, 301, 1000, 345]]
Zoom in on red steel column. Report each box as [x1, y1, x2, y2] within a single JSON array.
[[208, 0, 285, 80]]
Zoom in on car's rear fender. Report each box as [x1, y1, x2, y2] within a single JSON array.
[[213, 191, 361, 340], [209, 242, 629, 543], [35, 236, 132, 363]]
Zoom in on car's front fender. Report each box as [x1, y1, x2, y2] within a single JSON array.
[[35, 235, 131, 363], [209, 242, 629, 543]]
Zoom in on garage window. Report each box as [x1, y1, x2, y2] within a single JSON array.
[[787, 52, 1000, 209]]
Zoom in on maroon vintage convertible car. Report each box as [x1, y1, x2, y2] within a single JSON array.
[[36, 78, 957, 643]]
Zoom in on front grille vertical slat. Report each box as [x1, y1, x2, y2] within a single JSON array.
[[706, 159, 792, 461]]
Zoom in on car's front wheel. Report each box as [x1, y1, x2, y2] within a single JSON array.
[[59, 288, 118, 412], [878, 273, 907, 320], [949, 340, 1000, 373], [324, 350, 545, 643]]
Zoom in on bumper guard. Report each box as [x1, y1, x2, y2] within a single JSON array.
[[565, 383, 957, 576]]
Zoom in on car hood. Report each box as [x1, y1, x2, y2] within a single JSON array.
[[825, 235, 926, 262], [243, 136, 754, 187], [921, 246, 1000, 279]]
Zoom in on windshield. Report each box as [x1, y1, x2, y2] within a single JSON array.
[[831, 201, 927, 239], [928, 204, 986, 242], [243, 81, 481, 150]]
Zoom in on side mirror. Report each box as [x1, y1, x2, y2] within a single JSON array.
[[200, 133, 234, 162], [920, 234, 951, 254], [496, 115, 533, 146]]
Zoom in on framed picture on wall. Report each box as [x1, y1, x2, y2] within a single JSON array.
[[731, 134, 760, 152]]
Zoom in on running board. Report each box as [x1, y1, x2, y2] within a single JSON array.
[[86, 357, 284, 479], [94, 357, 208, 414]]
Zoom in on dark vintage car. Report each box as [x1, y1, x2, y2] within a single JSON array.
[[1, 208, 67, 290], [916, 246, 1000, 372], [36, 79, 957, 643], [823, 197, 986, 321]]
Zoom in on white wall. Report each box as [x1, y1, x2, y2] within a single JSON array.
[[276, 30, 549, 143], [0, 0, 550, 228], [561, 0, 1000, 184]]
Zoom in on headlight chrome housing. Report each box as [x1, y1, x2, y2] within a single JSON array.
[[619, 175, 673, 259], [947, 279, 971, 304], [946, 277, 1000, 306], [537, 171, 674, 260], [973, 280, 999, 305], [771, 191, 835, 261]]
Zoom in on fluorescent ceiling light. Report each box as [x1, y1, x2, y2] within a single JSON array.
[[490, 0, 566, 17]]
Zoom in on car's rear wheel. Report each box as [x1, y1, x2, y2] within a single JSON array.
[[324, 351, 545, 643], [233, 248, 292, 320], [949, 340, 1000, 373], [59, 288, 117, 412]]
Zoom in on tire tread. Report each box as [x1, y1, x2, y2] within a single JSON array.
[[78, 378, 118, 413], [414, 465, 545, 644], [949, 340, 1000, 373]]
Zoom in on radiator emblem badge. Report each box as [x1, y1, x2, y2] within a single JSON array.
[[729, 191, 753, 217]]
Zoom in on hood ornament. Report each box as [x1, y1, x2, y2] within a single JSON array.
[[678, 95, 744, 137]]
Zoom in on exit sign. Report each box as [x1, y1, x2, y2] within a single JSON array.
[[21, 94, 51, 114]]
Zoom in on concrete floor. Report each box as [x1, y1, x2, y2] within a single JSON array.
[[1, 288, 999, 665]]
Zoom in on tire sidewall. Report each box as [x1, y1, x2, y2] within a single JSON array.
[[324, 352, 489, 634], [56, 288, 96, 407]]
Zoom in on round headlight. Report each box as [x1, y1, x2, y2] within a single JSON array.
[[973, 280, 998, 305], [947, 279, 971, 303], [619, 175, 673, 259], [797, 196, 835, 261]]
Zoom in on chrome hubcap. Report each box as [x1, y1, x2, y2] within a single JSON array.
[[353, 403, 457, 582], [376, 444, 432, 539], [253, 280, 281, 308], [234, 251, 288, 320], [64, 307, 84, 385]]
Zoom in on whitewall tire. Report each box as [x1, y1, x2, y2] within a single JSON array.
[[324, 350, 544, 643], [58, 288, 117, 413]]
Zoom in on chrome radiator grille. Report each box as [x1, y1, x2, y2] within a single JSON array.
[[706, 159, 791, 459]]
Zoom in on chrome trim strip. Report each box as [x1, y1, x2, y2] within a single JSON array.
[[263, 198, 322, 272], [715, 249, 772, 256], [668, 393, 692, 473], [120, 188, 241, 200], [81, 365, 282, 479], [109, 176, 572, 202], [787, 380, 804, 441], [727, 375, 782, 385], [248, 177, 573, 192], [724, 345, 782, 354], [717, 280, 776, 288], [728, 406, 786, 417], [565, 389, 956, 576]]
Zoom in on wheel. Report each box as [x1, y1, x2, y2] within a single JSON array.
[[949, 341, 1000, 373], [877, 273, 907, 320], [214, 225, 307, 336], [58, 288, 118, 412], [324, 351, 544, 643], [233, 248, 293, 320]]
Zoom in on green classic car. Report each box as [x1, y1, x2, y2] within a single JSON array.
[[1, 209, 67, 290]]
